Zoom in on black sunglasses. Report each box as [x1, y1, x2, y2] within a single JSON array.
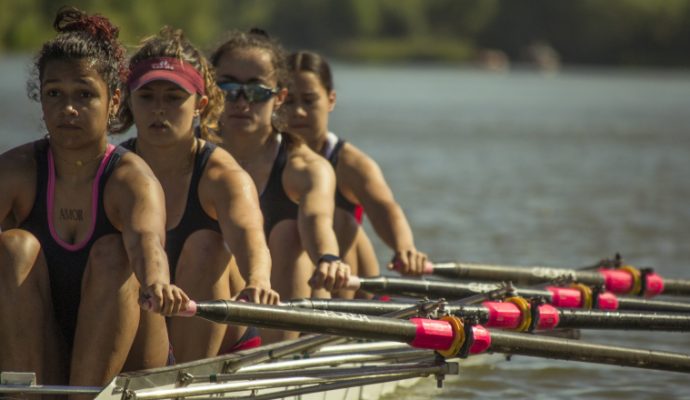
[[217, 82, 278, 103]]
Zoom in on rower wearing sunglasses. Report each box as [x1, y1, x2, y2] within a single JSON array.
[[211, 29, 351, 343], [116, 27, 278, 363], [285, 51, 429, 297]]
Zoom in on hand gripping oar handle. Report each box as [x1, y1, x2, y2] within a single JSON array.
[[141, 299, 198, 316], [391, 260, 435, 275]]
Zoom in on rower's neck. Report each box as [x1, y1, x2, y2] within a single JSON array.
[[221, 128, 278, 167], [136, 135, 198, 175], [307, 133, 329, 155], [50, 137, 109, 183]]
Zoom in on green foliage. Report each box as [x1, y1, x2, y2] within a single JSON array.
[[0, 0, 688, 66]]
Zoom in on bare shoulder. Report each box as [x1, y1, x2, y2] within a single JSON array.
[[0, 142, 38, 172], [283, 142, 335, 200], [287, 141, 333, 179], [0, 142, 38, 189], [338, 142, 379, 171], [106, 150, 161, 198], [201, 143, 257, 196], [204, 143, 248, 182], [338, 141, 382, 179], [0, 143, 38, 222]]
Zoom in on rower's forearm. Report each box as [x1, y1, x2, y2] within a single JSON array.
[[368, 204, 416, 252], [127, 231, 170, 287], [220, 218, 272, 285], [299, 214, 340, 263], [239, 255, 272, 286]]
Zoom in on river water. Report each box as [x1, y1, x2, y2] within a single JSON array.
[[1, 55, 689, 398]]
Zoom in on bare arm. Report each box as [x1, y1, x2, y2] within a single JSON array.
[[0, 144, 36, 230], [202, 154, 278, 304], [285, 146, 350, 291], [340, 145, 428, 275], [106, 153, 188, 315]]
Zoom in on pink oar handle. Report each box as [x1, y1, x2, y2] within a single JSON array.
[[141, 298, 198, 317]]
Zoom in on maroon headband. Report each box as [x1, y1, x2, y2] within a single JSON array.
[[127, 57, 205, 95]]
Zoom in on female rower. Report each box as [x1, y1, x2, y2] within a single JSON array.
[[0, 7, 186, 391], [117, 27, 278, 361], [210, 30, 350, 341], [285, 51, 429, 293]]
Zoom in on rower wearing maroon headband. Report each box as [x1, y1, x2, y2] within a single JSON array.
[[117, 27, 277, 362], [0, 7, 187, 392]]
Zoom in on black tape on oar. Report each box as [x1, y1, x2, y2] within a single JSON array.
[[527, 297, 544, 333], [638, 268, 657, 297], [591, 285, 603, 309], [457, 320, 475, 358]]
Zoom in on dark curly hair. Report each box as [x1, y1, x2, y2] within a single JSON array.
[[26, 6, 127, 133], [115, 26, 224, 142]]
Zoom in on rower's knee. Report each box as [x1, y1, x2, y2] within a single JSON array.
[[177, 230, 231, 282], [0, 229, 43, 286], [84, 234, 132, 288]]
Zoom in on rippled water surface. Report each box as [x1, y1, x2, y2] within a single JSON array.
[[2, 56, 690, 398]]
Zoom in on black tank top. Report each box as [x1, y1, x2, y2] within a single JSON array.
[[328, 139, 358, 214], [19, 138, 124, 351], [120, 138, 221, 282], [259, 136, 298, 237]]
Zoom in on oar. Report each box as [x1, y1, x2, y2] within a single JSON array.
[[287, 298, 690, 331], [175, 300, 690, 373], [425, 261, 690, 297], [140, 286, 500, 374], [218, 297, 444, 373], [345, 276, 690, 313]]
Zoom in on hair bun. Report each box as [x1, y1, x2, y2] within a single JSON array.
[[53, 6, 119, 43], [248, 27, 270, 38]]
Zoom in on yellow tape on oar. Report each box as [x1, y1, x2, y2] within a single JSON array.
[[618, 265, 642, 295], [437, 315, 465, 358], [505, 296, 532, 332], [570, 283, 593, 309]]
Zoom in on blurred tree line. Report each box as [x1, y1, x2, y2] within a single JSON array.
[[1, 0, 689, 67]]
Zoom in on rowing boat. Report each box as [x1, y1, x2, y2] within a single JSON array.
[[0, 338, 462, 399]]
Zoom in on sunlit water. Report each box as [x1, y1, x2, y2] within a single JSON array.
[[2, 55, 690, 399]]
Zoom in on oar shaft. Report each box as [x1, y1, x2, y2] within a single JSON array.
[[556, 309, 690, 331], [192, 300, 418, 343], [287, 299, 690, 331], [349, 276, 515, 299], [432, 262, 686, 297], [350, 276, 690, 313], [616, 297, 690, 313], [488, 330, 690, 373], [432, 262, 603, 286], [662, 278, 690, 296]]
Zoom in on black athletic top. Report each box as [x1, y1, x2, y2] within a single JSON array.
[[19, 138, 124, 351], [259, 136, 298, 237], [120, 138, 221, 281], [326, 139, 358, 215]]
